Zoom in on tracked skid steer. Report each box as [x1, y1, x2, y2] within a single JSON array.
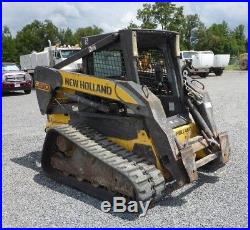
[[34, 29, 230, 203]]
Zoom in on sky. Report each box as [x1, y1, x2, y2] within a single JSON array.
[[2, 2, 248, 36]]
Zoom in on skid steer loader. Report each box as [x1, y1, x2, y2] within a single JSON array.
[[34, 29, 230, 203]]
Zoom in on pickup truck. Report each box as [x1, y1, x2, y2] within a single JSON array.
[[2, 62, 32, 94]]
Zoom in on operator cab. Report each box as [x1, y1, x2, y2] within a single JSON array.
[[81, 29, 186, 117]]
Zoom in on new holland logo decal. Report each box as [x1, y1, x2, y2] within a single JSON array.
[[64, 78, 112, 95]]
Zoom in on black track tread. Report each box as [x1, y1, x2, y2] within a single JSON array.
[[76, 125, 166, 200]]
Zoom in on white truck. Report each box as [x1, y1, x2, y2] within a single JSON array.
[[209, 53, 230, 76], [180, 50, 230, 78], [20, 41, 82, 77]]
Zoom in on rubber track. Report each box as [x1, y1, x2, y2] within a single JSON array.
[[46, 124, 165, 202]]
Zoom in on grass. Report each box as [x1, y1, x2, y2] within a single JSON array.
[[225, 64, 241, 71]]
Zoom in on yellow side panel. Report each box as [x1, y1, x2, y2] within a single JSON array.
[[173, 123, 198, 143], [108, 130, 166, 174], [109, 130, 150, 152], [46, 114, 70, 130], [173, 123, 206, 158], [59, 70, 137, 105]]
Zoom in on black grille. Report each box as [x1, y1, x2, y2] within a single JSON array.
[[137, 49, 171, 94], [137, 49, 167, 81], [88, 50, 126, 79]]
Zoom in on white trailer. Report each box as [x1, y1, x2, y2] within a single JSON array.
[[209, 54, 230, 76], [20, 51, 50, 71]]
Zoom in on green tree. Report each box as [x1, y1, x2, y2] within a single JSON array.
[[169, 6, 186, 49], [2, 26, 16, 62], [231, 24, 247, 55], [193, 24, 208, 50], [183, 14, 204, 49], [127, 21, 140, 29], [134, 2, 247, 56], [15, 20, 59, 57], [137, 2, 185, 31], [195, 21, 231, 54], [137, 3, 157, 29], [136, 2, 186, 47], [209, 21, 230, 53], [152, 2, 176, 30], [73, 25, 103, 44], [58, 28, 74, 46], [3, 21, 104, 64], [169, 6, 185, 31]]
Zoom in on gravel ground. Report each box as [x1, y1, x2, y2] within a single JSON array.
[[2, 71, 248, 227]]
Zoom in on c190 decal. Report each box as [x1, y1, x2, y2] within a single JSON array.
[[35, 81, 50, 92]]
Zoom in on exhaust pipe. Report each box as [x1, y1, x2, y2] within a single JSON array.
[[48, 40, 54, 67]]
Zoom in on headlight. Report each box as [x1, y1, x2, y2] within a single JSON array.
[[2, 74, 6, 82], [25, 73, 32, 81]]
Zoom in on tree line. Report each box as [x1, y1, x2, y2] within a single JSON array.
[[131, 2, 248, 56], [129, 2, 247, 55], [2, 20, 103, 63], [2, 2, 247, 63]]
